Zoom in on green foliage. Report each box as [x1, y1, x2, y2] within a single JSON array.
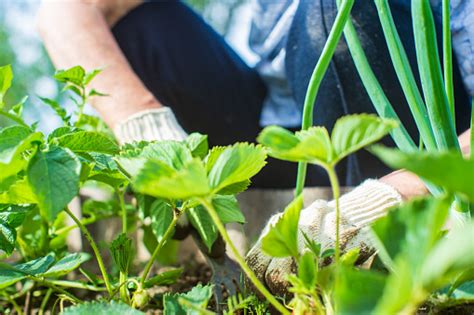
[[0, 204, 34, 255], [40, 252, 91, 277], [185, 132, 209, 159], [258, 114, 396, 169], [63, 301, 144, 315], [0, 65, 13, 107], [149, 199, 174, 242], [110, 234, 133, 274], [27, 147, 81, 221], [163, 284, 213, 315], [261, 196, 303, 258], [54, 130, 119, 154], [144, 267, 183, 288], [371, 146, 474, 201], [208, 143, 267, 193]]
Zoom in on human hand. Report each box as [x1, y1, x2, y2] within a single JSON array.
[[246, 180, 402, 295]]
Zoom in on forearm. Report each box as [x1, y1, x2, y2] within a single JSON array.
[[37, 0, 159, 129], [381, 128, 471, 200]]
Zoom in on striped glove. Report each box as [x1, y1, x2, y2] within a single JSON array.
[[246, 180, 402, 295]]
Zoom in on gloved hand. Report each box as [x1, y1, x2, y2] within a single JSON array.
[[114, 107, 188, 144], [246, 180, 402, 295]]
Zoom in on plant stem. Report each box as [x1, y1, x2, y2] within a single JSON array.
[[64, 206, 113, 296], [295, 0, 355, 196], [326, 167, 341, 264], [117, 188, 127, 234], [374, 0, 437, 151], [471, 99, 473, 159], [39, 218, 50, 253], [140, 215, 179, 286], [442, 0, 455, 127], [39, 288, 53, 315], [31, 277, 81, 303], [337, 0, 416, 152], [116, 188, 129, 302], [48, 280, 107, 292], [199, 197, 290, 315]]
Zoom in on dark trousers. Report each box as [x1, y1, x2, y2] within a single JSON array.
[[112, 1, 470, 188]]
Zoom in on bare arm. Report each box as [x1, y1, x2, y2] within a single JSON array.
[[381, 128, 471, 200], [37, 0, 161, 129]]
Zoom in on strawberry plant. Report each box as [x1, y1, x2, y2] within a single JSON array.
[[0, 64, 261, 313]]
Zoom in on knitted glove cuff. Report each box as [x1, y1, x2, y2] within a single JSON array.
[[328, 179, 403, 229], [114, 107, 187, 144]]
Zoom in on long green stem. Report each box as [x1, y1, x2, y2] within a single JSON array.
[[337, 0, 416, 153], [374, 0, 437, 151], [117, 189, 127, 234], [199, 197, 290, 315], [39, 288, 52, 315], [442, 0, 455, 127], [48, 280, 106, 292], [116, 188, 129, 302], [140, 215, 178, 286], [30, 277, 81, 303], [326, 167, 341, 264], [412, 0, 459, 150], [295, 0, 355, 196], [39, 218, 50, 253], [471, 99, 473, 159], [64, 206, 113, 296]]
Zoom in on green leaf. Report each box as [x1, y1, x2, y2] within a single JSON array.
[[83, 69, 102, 85], [27, 147, 81, 221], [0, 179, 38, 204], [163, 284, 213, 315], [109, 234, 133, 274], [0, 204, 34, 255], [257, 125, 333, 165], [421, 222, 474, 290], [188, 205, 217, 251], [39, 97, 70, 125], [371, 146, 474, 201], [48, 126, 77, 142], [208, 143, 266, 193], [141, 141, 193, 170], [0, 222, 16, 255], [0, 204, 34, 228], [150, 199, 174, 242], [0, 126, 43, 180], [331, 114, 397, 162], [205, 146, 226, 173], [133, 158, 210, 200], [55, 131, 119, 154], [144, 267, 183, 288], [185, 133, 208, 159], [41, 252, 91, 278], [298, 251, 317, 289], [334, 267, 386, 315], [213, 195, 245, 224], [0, 64, 13, 105], [215, 179, 250, 195], [340, 247, 360, 266], [63, 301, 144, 315], [371, 196, 450, 271], [54, 66, 86, 86], [16, 254, 56, 274], [261, 195, 303, 258]]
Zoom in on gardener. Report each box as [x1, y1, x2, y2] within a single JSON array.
[[38, 0, 472, 294]]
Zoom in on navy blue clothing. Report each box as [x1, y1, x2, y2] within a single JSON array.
[[112, 1, 471, 188]]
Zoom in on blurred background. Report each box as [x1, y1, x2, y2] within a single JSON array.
[[0, 0, 256, 132]]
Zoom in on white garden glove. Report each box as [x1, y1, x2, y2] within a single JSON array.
[[246, 180, 402, 295], [114, 107, 187, 144]]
